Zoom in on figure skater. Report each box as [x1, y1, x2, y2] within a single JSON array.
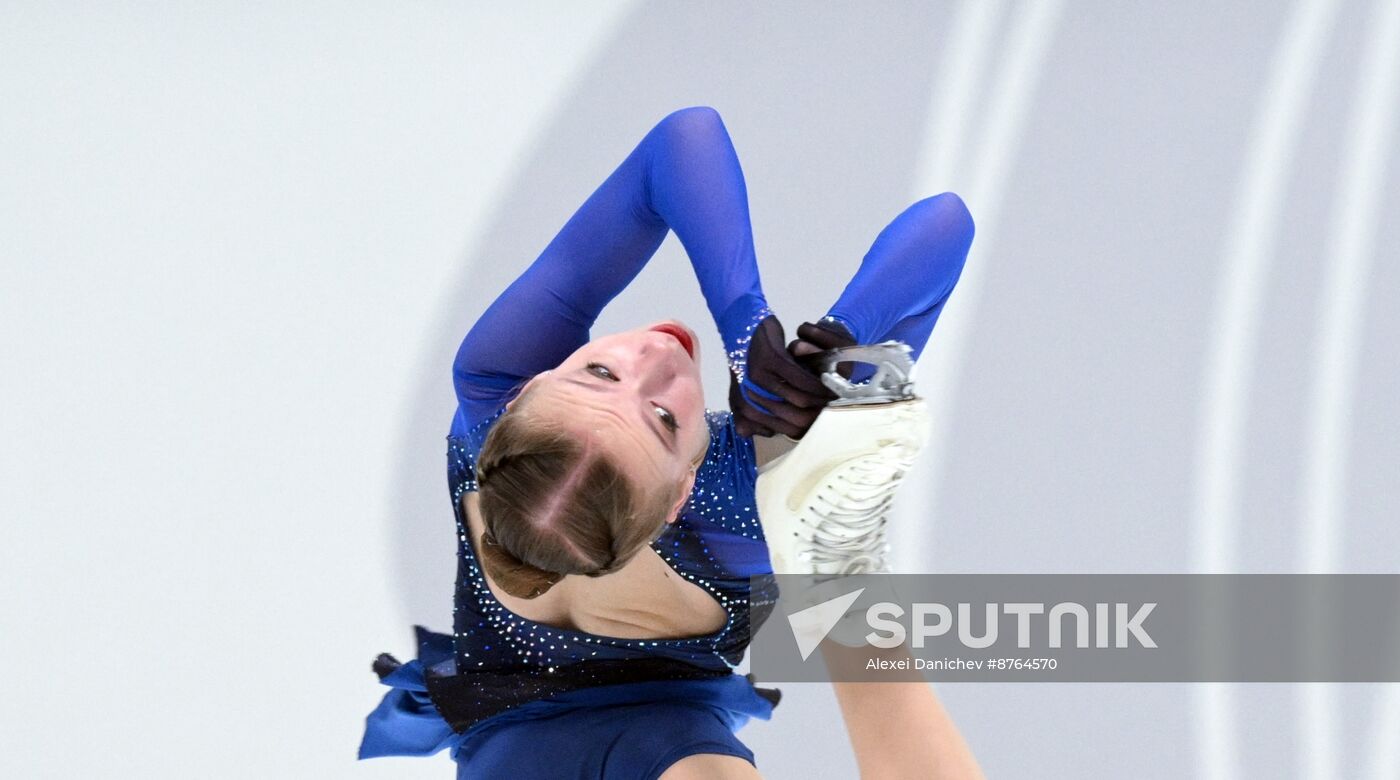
[[360, 106, 980, 778]]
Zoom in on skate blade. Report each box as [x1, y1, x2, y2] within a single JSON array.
[[808, 341, 917, 406]]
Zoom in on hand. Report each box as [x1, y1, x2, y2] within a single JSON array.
[[788, 319, 858, 378], [729, 315, 834, 438]]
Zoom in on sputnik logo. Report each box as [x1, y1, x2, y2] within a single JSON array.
[[786, 587, 865, 661]]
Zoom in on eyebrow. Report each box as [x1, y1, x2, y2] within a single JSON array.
[[562, 373, 675, 452]]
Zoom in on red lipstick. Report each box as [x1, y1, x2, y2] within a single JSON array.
[[650, 323, 695, 358]]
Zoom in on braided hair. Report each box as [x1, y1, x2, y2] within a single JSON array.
[[473, 395, 678, 599]]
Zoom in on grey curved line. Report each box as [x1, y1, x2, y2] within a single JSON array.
[[388, 2, 643, 631], [1186, 0, 1342, 777], [1304, 0, 1400, 769], [901, 0, 1064, 572], [894, 0, 1005, 572], [1300, 0, 1399, 583], [923, 0, 1006, 189], [1189, 0, 1341, 575], [1302, 0, 1400, 775]]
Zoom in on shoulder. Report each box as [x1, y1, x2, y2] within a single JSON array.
[[450, 403, 512, 460], [448, 403, 511, 498]]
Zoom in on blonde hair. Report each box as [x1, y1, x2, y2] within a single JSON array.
[[474, 397, 678, 599]]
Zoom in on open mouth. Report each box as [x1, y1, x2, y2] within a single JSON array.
[[649, 322, 695, 359]]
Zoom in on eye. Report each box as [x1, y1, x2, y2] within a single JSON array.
[[585, 362, 618, 381], [653, 404, 679, 433]]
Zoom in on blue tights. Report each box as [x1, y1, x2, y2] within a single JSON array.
[[824, 192, 974, 363]]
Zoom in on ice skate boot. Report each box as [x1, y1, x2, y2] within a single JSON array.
[[756, 342, 931, 576]]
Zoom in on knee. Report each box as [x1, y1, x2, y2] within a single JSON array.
[[911, 192, 975, 248], [657, 105, 728, 145]]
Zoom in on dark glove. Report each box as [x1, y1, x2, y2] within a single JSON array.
[[789, 319, 858, 378], [728, 315, 834, 438]]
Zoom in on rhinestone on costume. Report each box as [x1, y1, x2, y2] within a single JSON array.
[[725, 306, 773, 384]]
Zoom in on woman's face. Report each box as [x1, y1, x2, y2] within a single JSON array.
[[513, 320, 709, 502]]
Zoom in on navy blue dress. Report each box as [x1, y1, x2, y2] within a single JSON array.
[[359, 408, 782, 777]]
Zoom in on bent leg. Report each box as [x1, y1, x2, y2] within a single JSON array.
[[823, 192, 975, 360], [795, 196, 980, 777]]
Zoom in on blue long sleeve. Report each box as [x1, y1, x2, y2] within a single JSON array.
[[451, 107, 770, 431]]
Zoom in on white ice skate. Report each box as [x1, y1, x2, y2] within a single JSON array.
[[756, 342, 932, 576]]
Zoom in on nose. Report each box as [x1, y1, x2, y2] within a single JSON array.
[[629, 335, 678, 389]]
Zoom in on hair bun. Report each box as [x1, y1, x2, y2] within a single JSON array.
[[478, 531, 563, 599]]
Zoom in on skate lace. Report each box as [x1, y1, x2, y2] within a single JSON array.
[[796, 448, 916, 574]]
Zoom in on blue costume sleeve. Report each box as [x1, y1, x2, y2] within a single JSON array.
[[451, 106, 771, 429]]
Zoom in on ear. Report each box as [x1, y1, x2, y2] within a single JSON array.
[[664, 465, 699, 524]]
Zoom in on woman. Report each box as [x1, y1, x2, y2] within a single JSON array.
[[361, 106, 977, 778]]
